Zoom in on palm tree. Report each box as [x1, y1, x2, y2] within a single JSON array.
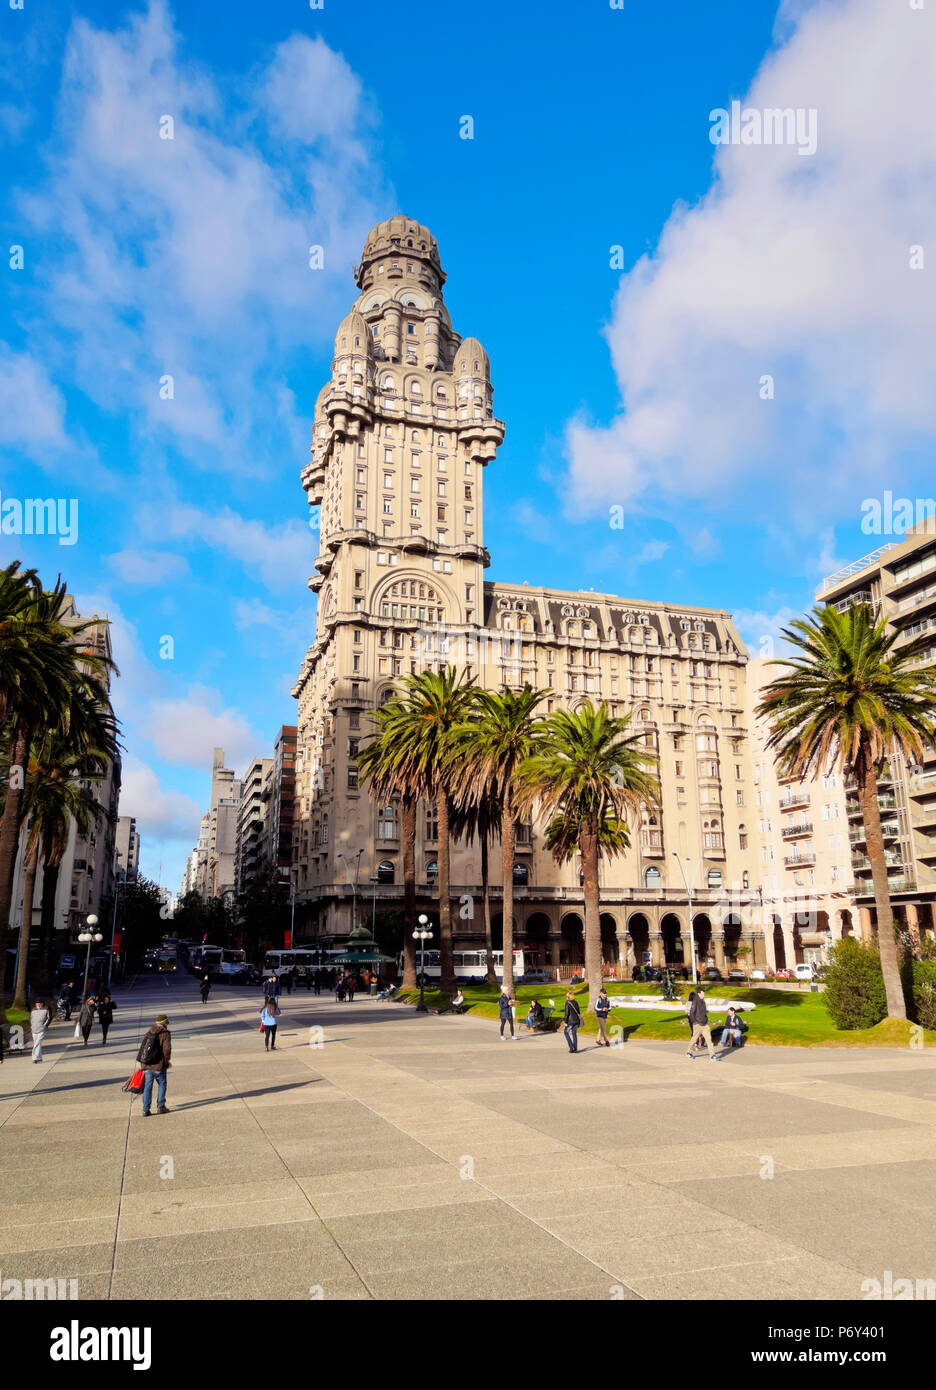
[[450, 685, 548, 993], [450, 788, 500, 986], [517, 704, 659, 1010], [358, 695, 429, 989], [757, 603, 936, 1021], [0, 567, 114, 973], [380, 669, 478, 991]]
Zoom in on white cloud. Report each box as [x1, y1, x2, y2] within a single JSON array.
[[634, 540, 669, 566], [565, 0, 936, 527], [732, 605, 800, 660], [160, 501, 315, 593], [105, 548, 190, 584], [0, 344, 67, 451], [119, 756, 202, 842], [17, 2, 391, 468], [147, 685, 263, 772]]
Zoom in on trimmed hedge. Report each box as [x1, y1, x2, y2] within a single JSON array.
[[823, 936, 888, 1030], [911, 959, 936, 1030]]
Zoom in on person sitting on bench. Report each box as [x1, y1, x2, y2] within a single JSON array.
[[719, 1006, 747, 1051], [524, 998, 545, 1031], [451, 988, 467, 1014]]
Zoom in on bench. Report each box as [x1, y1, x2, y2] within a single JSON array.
[[529, 1005, 558, 1033]]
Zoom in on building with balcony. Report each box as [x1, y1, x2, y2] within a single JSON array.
[[818, 522, 936, 944], [746, 659, 857, 969]]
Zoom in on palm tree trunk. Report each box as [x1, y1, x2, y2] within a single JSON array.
[[580, 826, 602, 1012], [0, 719, 30, 978], [38, 856, 61, 999], [12, 838, 38, 1011], [481, 832, 496, 984], [857, 750, 906, 1020], [437, 790, 455, 991], [401, 796, 417, 988], [501, 815, 516, 993]]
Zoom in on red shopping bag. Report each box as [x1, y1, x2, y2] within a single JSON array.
[[122, 1069, 145, 1094]]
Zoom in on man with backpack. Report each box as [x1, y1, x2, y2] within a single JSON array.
[[137, 1014, 172, 1115]]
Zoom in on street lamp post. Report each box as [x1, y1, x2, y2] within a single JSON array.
[[78, 915, 103, 999], [671, 852, 700, 987], [414, 914, 432, 1013], [108, 878, 123, 990], [338, 849, 364, 930]]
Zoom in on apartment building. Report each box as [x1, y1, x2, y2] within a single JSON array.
[[115, 815, 140, 883], [817, 521, 936, 943], [235, 756, 273, 898], [746, 659, 857, 968]]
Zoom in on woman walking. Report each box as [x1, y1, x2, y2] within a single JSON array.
[[563, 992, 583, 1054], [97, 993, 116, 1046], [260, 1000, 280, 1051], [78, 996, 96, 1047]]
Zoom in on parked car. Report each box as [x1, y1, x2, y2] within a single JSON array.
[[702, 967, 724, 982], [750, 969, 767, 981], [520, 969, 554, 984], [773, 967, 794, 981], [727, 969, 746, 982], [794, 963, 817, 981]]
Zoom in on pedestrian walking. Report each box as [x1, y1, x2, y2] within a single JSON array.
[[59, 981, 73, 1021], [563, 992, 583, 1053], [498, 985, 516, 1040], [260, 1000, 280, 1050], [686, 987, 716, 1061], [137, 1014, 172, 1116], [97, 993, 116, 1046], [313, 969, 322, 996], [335, 974, 345, 1003], [263, 974, 279, 1001], [346, 973, 356, 1003], [30, 999, 51, 1063], [78, 996, 96, 1047], [200, 976, 211, 1004], [595, 986, 612, 1046], [283, 968, 293, 995]]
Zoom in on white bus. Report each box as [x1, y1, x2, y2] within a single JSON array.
[[200, 946, 247, 981], [262, 949, 323, 980], [398, 948, 525, 984]]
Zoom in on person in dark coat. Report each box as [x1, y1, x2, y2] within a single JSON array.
[[59, 981, 73, 1021], [718, 1006, 747, 1055], [498, 986, 516, 1040], [137, 1015, 172, 1115], [97, 993, 116, 1045], [78, 996, 96, 1046], [595, 987, 612, 1047], [563, 993, 583, 1053], [200, 976, 211, 1003], [686, 988, 715, 1060]]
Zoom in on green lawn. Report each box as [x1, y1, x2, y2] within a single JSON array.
[[395, 981, 936, 1049]]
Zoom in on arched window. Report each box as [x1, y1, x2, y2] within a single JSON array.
[[645, 866, 661, 889], [377, 860, 395, 884], [707, 869, 722, 888], [377, 804, 398, 840], [426, 860, 438, 884], [512, 864, 529, 886]]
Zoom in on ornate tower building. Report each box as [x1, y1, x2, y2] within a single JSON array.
[[291, 217, 811, 978]]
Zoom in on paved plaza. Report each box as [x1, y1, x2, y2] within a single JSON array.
[[2, 979, 936, 1300]]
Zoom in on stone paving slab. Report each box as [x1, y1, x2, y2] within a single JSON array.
[[4, 977, 936, 1300]]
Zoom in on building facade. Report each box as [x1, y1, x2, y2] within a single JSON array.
[[235, 756, 273, 899], [817, 522, 936, 944], [746, 659, 857, 969], [291, 217, 770, 974], [115, 815, 140, 883]]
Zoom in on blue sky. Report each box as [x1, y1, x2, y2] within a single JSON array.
[[2, 0, 934, 889]]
